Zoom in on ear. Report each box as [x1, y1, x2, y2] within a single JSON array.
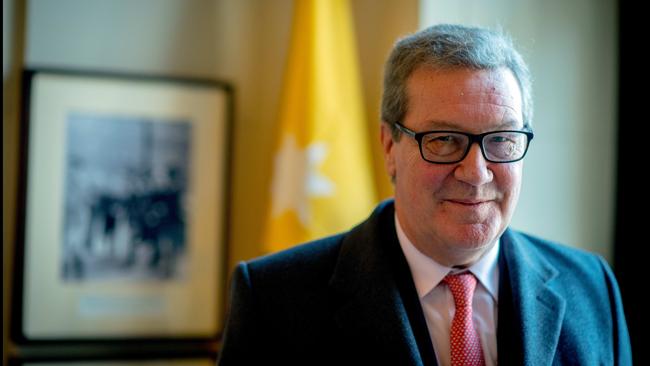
[[380, 122, 397, 180]]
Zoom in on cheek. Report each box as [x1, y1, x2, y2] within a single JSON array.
[[493, 163, 523, 200], [400, 159, 453, 198], [395, 148, 418, 181]]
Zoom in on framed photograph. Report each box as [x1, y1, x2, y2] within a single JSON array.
[[13, 69, 232, 342]]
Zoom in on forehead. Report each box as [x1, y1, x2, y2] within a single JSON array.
[[404, 66, 524, 130]]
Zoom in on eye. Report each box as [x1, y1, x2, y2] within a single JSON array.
[[422, 133, 466, 156], [489, 135, 510, 143], [432, 135, 460, 143], [484, 132, 528, 160]]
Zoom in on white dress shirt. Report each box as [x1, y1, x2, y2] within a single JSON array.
[[395, 215, 499, 366]]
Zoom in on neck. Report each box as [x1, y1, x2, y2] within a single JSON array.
[[415, 242, 491, 268]]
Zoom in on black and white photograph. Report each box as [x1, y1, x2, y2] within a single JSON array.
[[62, 114, 192, 282]]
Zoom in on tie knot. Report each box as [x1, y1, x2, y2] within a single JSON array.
[[443, 272, 477, 308]]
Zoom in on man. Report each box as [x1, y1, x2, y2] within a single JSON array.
[[218, 24, 631, 365]]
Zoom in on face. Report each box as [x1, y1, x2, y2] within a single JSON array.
[[381, 66, 525, 267]]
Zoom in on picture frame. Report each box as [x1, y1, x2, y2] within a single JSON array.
[[12, 69, 232, 343]]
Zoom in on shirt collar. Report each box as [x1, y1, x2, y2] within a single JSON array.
[[395, 214, 500, 301]]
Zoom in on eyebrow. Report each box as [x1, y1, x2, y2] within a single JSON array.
[[423, 119, 522, 131]]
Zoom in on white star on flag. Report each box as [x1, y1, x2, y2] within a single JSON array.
[[270, 135, 334, 227]]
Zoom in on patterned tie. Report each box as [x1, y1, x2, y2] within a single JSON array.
[[443, 272, 486, 366]]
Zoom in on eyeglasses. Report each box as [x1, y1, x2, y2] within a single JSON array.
[[394, 122, 534, 164]]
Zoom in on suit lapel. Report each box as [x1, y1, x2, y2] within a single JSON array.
[[329, 202, 425, 366], [500, 229, 566, 366]]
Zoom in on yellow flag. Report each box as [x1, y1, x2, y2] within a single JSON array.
[[263, 0, 377, 253]]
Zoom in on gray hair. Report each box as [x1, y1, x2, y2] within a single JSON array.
[[381, 24, 533, 139]]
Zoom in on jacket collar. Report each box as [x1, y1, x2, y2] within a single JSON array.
[[499, 229, 566, 366], [329, 200, 425, 366]]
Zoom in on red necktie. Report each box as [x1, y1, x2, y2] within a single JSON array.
[[443, 272, 486, 366]]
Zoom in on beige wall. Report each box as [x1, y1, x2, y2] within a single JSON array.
[[3, 0, 417, 358]]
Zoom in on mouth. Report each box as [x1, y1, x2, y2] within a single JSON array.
[[444, 199, 492, 207]]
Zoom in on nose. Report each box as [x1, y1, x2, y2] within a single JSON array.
[[453, 143, 493, 186]]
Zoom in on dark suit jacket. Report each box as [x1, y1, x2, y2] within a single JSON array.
[[218, 200, 631, 365]]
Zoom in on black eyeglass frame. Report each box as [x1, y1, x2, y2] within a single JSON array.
[[393, 122, 534, 164]]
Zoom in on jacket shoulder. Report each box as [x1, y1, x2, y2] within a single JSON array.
[[506, 229, 605, 272], [243, 199, 395, 286], [242, 234, 345, 295], [505, 229, 621, 316]]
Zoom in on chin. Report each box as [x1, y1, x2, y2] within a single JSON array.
[[449, 223, 499, 248]]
